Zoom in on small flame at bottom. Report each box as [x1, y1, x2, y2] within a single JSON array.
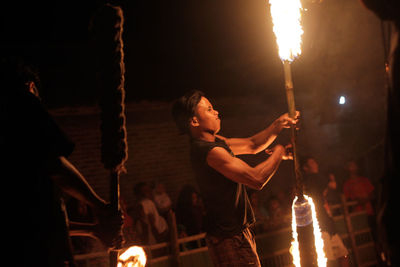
[[117, 246, 147, 267], [290, 195, 327, 267]]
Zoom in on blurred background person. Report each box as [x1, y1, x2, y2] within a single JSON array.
[[153, 182, 173, 219], [342, 159, 376, 239], [132, 182, 169, 245], [323, 173, 343, 217], [302, 155, 350, 267], [264, 195, 291, 232], [248, 190, 270, 234], [176, 184, 206, 249]]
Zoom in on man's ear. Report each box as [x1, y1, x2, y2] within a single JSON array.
[[27, 81, 39, 97], [190, 116, 199, 127]]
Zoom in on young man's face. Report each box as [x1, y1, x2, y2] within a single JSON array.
[[193, 96, 221, 134]]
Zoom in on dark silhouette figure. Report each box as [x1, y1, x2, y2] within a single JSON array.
[[357, 1, 400, 265], [1, 57, 122, 267]]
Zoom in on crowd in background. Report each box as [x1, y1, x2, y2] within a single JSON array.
[[65, 156, 377, 253]]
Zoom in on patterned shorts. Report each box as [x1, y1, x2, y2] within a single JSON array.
[[206, 228, 261, 267]]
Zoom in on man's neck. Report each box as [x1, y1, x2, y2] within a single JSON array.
[[192, 130, 216, 142]]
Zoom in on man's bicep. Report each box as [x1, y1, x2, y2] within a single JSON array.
[[216, 135, 255, 155], [206, 147, 259, 188]]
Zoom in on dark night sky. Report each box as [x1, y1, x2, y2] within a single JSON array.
[[1, 0, 388, 169], [0, 0, 386, 110], [0, 1, 386, 106], [0, 0, 291, 107]]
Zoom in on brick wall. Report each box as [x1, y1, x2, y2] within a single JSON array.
[[50, 97, 301, 211]]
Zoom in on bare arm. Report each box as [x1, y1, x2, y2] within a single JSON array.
[[217, 111, 299, 155], [46, 156, 124, 247], [207, 144, 289, 190], [46, 156, 108, 212]]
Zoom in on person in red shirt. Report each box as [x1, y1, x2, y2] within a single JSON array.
[[343, 160, 375, 216], [342, 160, 376, 240]]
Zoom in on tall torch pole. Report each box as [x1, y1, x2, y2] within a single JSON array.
[[283, 60, 304, 199], [268, 1, 326, 266], [268, 0, 305, 199]]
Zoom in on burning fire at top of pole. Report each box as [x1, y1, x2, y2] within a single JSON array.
[[269, 0, 304, 62], [268, 0, 328, 266]]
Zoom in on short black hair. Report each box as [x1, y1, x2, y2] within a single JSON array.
[[0, 56, 41, 96], [171, 90, 204, 135]]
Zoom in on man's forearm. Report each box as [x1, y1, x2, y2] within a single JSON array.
[[248, 121, 280, 154], [50, 156, 108, 210], [253, 145, 284, 189], [221, 120, 280, 155]]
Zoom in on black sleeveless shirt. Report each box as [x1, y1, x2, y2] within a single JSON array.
[[190, 137, 255, 237]]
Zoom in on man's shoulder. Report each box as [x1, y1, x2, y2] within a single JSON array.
[[191, 137, 229, 153]]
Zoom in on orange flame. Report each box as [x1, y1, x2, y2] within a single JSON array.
[[269, 0, 304, 62], [290, 195, 327, 267], [117, 246, 147, 267]]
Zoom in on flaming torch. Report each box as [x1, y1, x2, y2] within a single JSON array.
[[268, 0, 327, 266]]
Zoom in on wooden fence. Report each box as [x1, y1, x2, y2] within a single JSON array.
[[70, 196, 379, 267]]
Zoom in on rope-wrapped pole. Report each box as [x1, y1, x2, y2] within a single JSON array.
[[92, 3, 128, 266]]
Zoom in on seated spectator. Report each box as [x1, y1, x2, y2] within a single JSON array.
[[323, 173, 343, 217], [119, 197, 138, 245], [302, 155, 350, 267], [343, 159, 376, 239], [153, 182, 173, 218], [65, 198, 98, 254], [248, 190, 269, 234], [132, 182, 169, 245], [277, 187, 296, 215], [264, 195, 291, 232], [176, 184, 206, 248]]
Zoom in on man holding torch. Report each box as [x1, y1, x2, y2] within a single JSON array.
[[172, 89, 299, 266]]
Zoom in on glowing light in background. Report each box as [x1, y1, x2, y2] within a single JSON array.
[[339, 96, 346, 105]]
